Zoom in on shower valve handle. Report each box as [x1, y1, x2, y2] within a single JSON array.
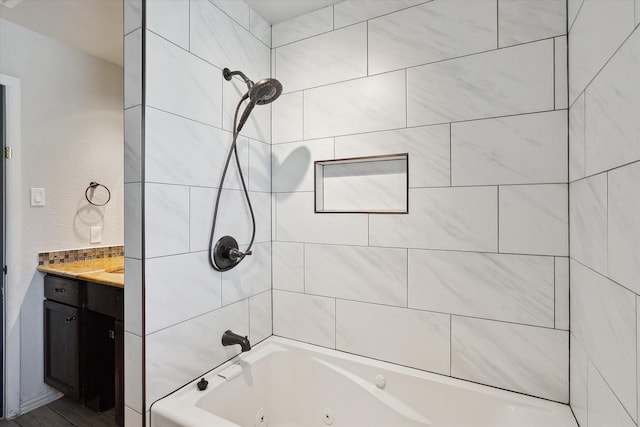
[[228, 248, 252, 261]]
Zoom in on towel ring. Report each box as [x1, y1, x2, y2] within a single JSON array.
[[85, 182, 111, 206]]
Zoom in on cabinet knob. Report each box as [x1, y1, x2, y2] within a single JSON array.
[[65, 316, 76, 322], [54, 288, 65, 293]]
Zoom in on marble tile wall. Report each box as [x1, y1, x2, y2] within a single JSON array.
[[569, 2, 640, 425], [124, 1, 273, 424], [272, 0, 569, 403]]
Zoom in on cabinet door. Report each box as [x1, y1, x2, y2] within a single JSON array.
[[83, 310, 115, 413], [44, 300, 81, 399]]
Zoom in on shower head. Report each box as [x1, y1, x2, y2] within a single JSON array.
[[223, 68, 283, 132], [249, 78, 283, 105]]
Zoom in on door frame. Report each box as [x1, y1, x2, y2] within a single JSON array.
[[0, 74, 22, 420]]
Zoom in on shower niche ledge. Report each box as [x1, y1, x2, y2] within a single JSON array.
[[314, 153, 408, 214]]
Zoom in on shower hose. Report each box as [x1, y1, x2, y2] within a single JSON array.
[[208, 92, 256, 272]]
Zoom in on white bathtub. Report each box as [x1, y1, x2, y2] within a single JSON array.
[[151, 337, 577, 427]]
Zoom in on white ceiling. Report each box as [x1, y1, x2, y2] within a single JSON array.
[[245, 0, 342, 24], [0, 0, 341, 67]]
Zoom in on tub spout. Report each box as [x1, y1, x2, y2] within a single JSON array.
[[222, 330, 251, 352]]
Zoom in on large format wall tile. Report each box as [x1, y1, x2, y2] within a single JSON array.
[[124, 29, 141, 109], [272, 138, 334, 192], [124, 106, 142, 184], [272, 5, 333, 47], [190, 187, 270, 250], [249, 9, 271, 47], [570, 334, 588, 427], [334, 0, 427, 29], [570, 173, 607, 274], [408, 250, 554, 327], [146, 0, 189, 49], [370, 187, 498, 252], [555, 257, 569, 331], [584, 29, 640, 175], [273, 291, 335, 348], [124, 258, 142, 336], [571, 261, 637, 420], [451, 316, 568, 403], [124, 183, 142, 259], [555, 36, 568, 109], [451, 111, 567, 186], [567, 0, 584, 31], [335, 125, 450, 188], [124, 0, 142, 35], [124, 333, 143, 413], [608, 161, 640, 294], [276, 23, 367, 94], [407, 40, 554, 126], [272, 242, 304, 292], [498, 0, 566, 48], [272, 92, 303, 144], [305, 244, 407, 306], [276, 192, 368, 245], [145, 108, 244, 188], [304, 70, 406, 140], [145, 183, 190, 258], [588, 362, 637, 427], [145, 252, 222, 334], [336, 300, 450, 375], [190, 0, 269, 81], [368, 0, 496, 74], [248, 139, 271, 193], [499, 184, 568, 256], [146, 32, 222, 127], [569, 0, 635, 102], [569, 93, 586, 181], [250, 290, 272, 344], [145, 301, 249, 408], [221, 242, 271, 305]]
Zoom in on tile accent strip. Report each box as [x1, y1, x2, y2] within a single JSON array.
[[38, 245, 125, 266]]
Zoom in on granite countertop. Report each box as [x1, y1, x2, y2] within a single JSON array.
[[37, 256, 124, 288]]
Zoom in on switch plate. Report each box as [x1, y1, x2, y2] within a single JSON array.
[[30, 188, 45, 207], [90, 226, 102, 244]]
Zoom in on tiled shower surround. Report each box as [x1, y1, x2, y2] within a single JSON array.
[[568, 1, 640, 426], [119, 0, 639, 426], [272, 0, 568, 404]]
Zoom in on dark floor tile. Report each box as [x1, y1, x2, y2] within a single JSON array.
[[0, 420, 21, 427]]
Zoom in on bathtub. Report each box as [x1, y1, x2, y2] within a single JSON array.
[[151, 337, 577, 427]]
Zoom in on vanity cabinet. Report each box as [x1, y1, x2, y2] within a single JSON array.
[[43, 274, 123, 425], [43, 299, 82, 399]]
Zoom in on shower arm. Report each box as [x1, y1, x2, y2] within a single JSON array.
[[223, 68, 253, 88]]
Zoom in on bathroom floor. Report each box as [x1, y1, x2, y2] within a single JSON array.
[[0, 397, 117, 427]]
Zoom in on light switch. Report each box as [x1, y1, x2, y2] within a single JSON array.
[[90, 227, 103, 244], [30, 188, 45, 207]]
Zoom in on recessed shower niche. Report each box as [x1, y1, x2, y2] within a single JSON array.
[[314, 153, 409, 214]]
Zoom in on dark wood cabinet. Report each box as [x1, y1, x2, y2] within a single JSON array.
[[43, 300, 82, 399], [43, 274, 123, 425]]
